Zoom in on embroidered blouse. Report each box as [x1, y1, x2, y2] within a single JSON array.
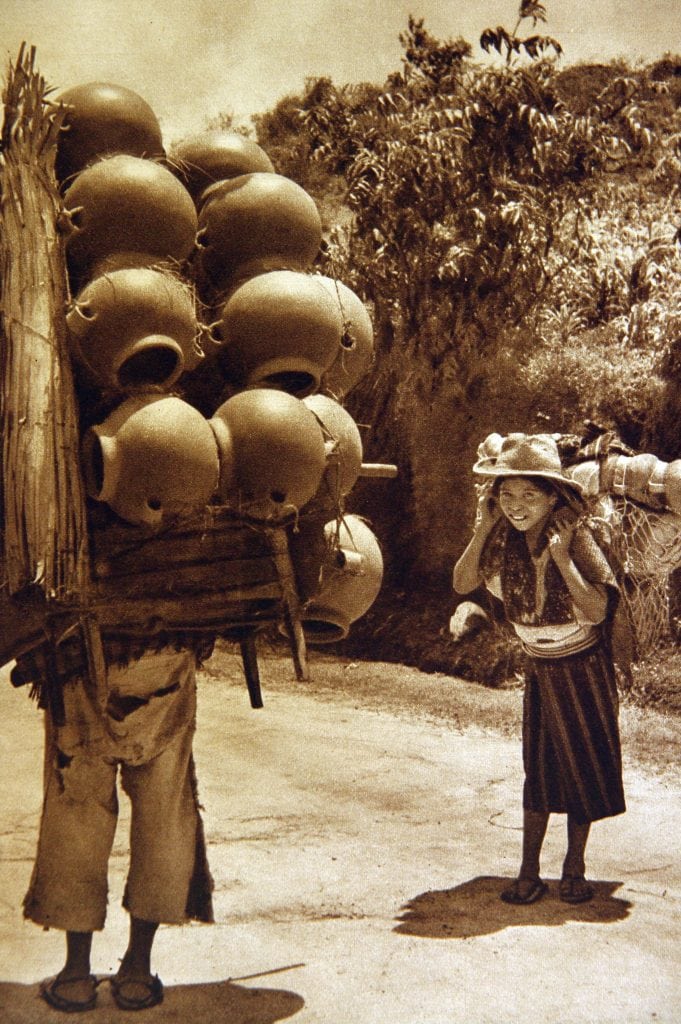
[[479, 513, 618, 658]]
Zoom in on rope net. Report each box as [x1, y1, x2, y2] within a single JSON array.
[[606, 496, 681, 657], [556, 429, 681, 664]]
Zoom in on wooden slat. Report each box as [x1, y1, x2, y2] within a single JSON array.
[[88, 507, 274, 561], [2, 515, 298, 664], [91, 587, 283, 634], [89, 517, 276, 583], [90, 555, 279, 596]]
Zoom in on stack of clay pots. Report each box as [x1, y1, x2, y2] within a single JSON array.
[[567, 448, 681, 578], [58, 83, 217, 528], [54, 81, 384, 640]]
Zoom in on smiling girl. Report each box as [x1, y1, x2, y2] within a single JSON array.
[[453, 433, 625, 905]]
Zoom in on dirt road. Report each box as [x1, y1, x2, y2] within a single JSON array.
[[1, 650, 680, 1023]]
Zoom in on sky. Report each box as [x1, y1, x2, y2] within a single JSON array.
[[2, 0, 680, 146]]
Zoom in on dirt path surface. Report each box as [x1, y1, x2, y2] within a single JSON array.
[[1, 649, 680, 1023]]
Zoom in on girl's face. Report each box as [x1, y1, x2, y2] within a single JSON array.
[[496, 477, 556, 533]]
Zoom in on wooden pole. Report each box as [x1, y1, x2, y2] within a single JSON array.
[[358, 463, 398, 478], [0, 44, 89, 600], [239, 634, 264, 709], [267, 526, 309, 681]]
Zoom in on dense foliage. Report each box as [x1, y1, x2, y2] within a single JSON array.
[[250, 3, 681, 680]]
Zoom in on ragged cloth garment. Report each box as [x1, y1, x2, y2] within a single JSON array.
[[23, 648, 214, 932], [11, 631, 215, 726]]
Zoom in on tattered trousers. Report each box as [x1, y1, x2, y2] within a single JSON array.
[[23, 650, 214, 932]]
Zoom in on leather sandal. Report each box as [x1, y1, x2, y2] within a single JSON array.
[[39, 974, 99, 1013], [560, 875, 595, 904], [500, 877, 548, 905], [110, 973, 164, 1011]]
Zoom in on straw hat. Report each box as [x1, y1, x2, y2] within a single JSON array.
[[473, 433, 584, 494]]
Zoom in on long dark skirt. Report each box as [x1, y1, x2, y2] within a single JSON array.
[[522, 644, 626, 824]]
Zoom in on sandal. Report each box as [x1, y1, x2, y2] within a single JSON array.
[[500, 877, 548, 905], [560, 875, 595, 904], [39, 974, 99, 1013], [110, 973, 164, 1011]]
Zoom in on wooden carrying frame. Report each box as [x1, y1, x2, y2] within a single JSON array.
[[0, 47, 307, 707]]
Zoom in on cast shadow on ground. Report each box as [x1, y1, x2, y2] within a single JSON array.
[[0, 976, 305, 1024], [394, 875, 632, 939]]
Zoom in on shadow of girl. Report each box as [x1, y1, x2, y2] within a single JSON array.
[[394, 875, 632, 939], [0, 978, 305, 1023]]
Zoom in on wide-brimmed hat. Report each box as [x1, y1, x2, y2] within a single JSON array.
[[473, 433, 584, 494]]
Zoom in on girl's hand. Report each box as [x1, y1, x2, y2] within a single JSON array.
[[547, 509, 577, 565], [474, 483, 501, 534]]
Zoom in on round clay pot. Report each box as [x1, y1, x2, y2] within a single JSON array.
[[619, 453, 668, 507], [55, 81, 164, 185], [477, 432, 505, 461], [209, 388, 326, 519], [67, 267, 201, 391], [665, 460, 681, 513], [169, 131, 275, 201], [599, 453, 669, 510], [213, 270, 342, 397], [316, 277, 375, 399], [566, 460, 601, 497], [300, 514, 384, 643], [81, 394, 219, 527], [64, 154, 197, 277], [196, 172, 322, 290], [303, 394, 363, 499]]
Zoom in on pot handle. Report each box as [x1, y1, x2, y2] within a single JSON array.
[[58, 204, 85, 236], [65, 300, 97, 335]]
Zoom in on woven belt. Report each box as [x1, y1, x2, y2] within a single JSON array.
[[514, 624, 599, 660]]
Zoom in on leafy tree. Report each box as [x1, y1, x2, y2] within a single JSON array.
[[479, 0, 562, 64], [286, 3, 657, 582], [396, 15, 471, 93], [249, 5, 681, 686]]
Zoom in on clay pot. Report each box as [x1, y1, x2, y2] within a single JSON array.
[[316, 277, 375, 399], [591, 452, 669, 510], [477, 432, 505, 461], [81, 394, 219, 527], [196, 172, 322, 291], [569, 453, 672, 512], [67, 267, 201, 391], [303, 394, 363, 500], [665, 460, 681, 513], [300, 514, 384, 643], [209, 388, 326, 519], [64, 154, 197, 277], [566, 460, 601, 497], [169, 131, 274, 201], [568, 456, 681, 578], [213, 270, 342, 397], [604, 453, 669, 507], [55, 82, 164, 185]]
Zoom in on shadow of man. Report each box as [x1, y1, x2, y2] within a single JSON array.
[[0, 976, 305, 1024], [394, 875, 632, 939]]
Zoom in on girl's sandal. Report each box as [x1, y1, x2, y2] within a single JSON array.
[[560, 875, 595, 904], [39, 974, 99, 1013], [500, 877, 548, 905]]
